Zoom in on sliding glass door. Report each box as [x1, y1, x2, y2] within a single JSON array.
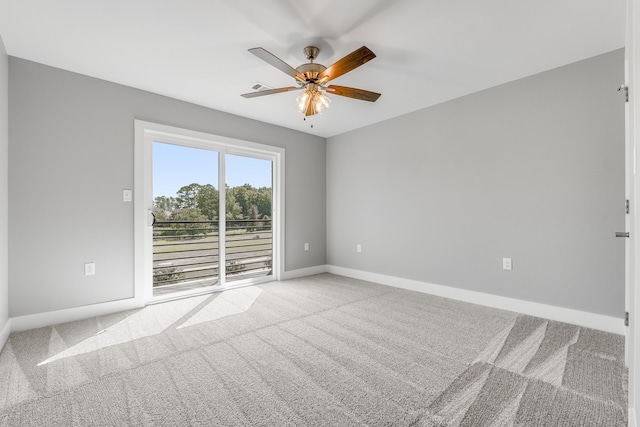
[[146, 134, 276, 301], [152, 142, 221, 297], [225, 154, 273, 284]]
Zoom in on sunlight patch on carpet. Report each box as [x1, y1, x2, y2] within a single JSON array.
[[177, 286, 263, 329], [38, 295, 208, 366]]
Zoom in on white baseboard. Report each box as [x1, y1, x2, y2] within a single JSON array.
[[0, 318, 10, 352], [281, 265, 328, 281], [6, 265, 623, 336], [10, 298, 144, 333], [630, 409, 637, 427], [7, 265, 325, 333], [327, 265, 624, 335]]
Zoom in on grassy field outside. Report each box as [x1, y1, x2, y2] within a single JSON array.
[[152, 227, 273, 292]]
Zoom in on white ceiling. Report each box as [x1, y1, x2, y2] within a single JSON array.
[[0, 0, 626, 138]]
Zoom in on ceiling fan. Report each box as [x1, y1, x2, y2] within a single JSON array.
[[241, 45, 381, 117]]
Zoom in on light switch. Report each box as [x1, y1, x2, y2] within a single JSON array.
[[123, 189, 132, 202]]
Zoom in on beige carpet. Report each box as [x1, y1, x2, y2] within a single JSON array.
[[0, 274, 627, 426]]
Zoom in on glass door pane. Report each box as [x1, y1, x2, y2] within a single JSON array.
[[152, 142, 220, 297], [225, 154, 273, 284]]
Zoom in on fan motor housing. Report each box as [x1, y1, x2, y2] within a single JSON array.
[[296, 63, 327, 82]]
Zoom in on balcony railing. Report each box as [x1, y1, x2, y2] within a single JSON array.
[[152, 219, 273, 296]]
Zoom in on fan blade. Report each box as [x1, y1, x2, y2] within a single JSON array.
[[241, 86, 301, 98], [325, 85, 381, 102], [317, 46, 376, 83], [248, 47, 306, 82]]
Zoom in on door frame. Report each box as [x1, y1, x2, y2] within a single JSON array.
[[625, 20, 633, 369], [134, 120, 285, 305], [627, 0, 639, 423]]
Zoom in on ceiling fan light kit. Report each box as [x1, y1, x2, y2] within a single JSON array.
[[241, 45, 381, 119], [296, 83, 331, 116]]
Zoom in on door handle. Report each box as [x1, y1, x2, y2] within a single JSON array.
[[148, 211, 156, 227], [615, 232, 629, 238]]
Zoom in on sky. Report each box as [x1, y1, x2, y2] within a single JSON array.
[[152, 142, 272, 198]]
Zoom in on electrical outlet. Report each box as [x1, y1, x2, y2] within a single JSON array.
[[357, 244, 362, 253], [502, 258, 512, 271], [304, 242, 309, 251], [84, 262, 96, 276]]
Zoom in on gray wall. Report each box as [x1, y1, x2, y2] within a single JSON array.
[[9, 58, 326, 317], [0, 35, 8, 333], [327, 49, 625, 317]]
